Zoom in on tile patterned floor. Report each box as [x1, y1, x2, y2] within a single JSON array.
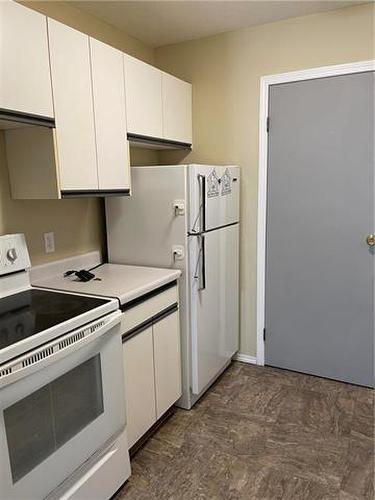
[[116, 362, 374, 499]]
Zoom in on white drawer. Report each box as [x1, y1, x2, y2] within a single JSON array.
[[121, 284, 178, 335]]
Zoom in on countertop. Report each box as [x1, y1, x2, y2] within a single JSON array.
[[32, 263, 181, 306]]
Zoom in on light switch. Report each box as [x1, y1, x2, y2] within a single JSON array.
[[44, 232, 55, 254]]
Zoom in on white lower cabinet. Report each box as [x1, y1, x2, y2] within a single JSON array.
[[123, 326, 156, 449], [122, 289, 181, 449], [153, 311, 182, 419]]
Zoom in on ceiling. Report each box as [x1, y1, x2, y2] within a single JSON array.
[[72, 0, 365, 48]]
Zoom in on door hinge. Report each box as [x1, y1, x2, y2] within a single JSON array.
[[266, 117, 270, 133], [263, 328, 266, 342]]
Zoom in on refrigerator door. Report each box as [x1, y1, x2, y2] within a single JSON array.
[[189, 223, 239, 395], [189, 165, 240, 233]]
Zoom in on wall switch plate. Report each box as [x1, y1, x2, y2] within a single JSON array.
[[44, 232, 55, 254]]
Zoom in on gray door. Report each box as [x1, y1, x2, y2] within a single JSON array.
[[265, 71, 374, 387]]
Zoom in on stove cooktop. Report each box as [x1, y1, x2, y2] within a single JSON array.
[[0, 288, 110, 350]]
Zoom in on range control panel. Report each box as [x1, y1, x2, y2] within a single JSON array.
[[0, 234, 31, 276]]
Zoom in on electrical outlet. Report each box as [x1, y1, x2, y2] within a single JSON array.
[[173, 200, 185, 216], [44, 232, 55, 254], [172, 245, 185, 261]]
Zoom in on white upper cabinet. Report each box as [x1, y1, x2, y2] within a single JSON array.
[[90, 38, 130, 192], [162, 72, 192, 145], [48, 19, 98, 192], [123, 54, 163, 139], [6, 14, 132, 199], [0, 0, 53, 118], [123, 54, 192, 146], [3, 4, 191, 198]]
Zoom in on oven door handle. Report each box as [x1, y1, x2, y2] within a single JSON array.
[[0, 310, 121, 388]]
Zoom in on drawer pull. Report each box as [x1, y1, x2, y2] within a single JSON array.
[[122, 303, 178, 343]]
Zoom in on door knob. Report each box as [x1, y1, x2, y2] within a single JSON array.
[[366, 234, 375, 247]]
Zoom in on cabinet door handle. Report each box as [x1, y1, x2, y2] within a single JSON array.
[[122, 318, 153, 343], [152, 303, 178, 325], [122, 303, 179, 342]]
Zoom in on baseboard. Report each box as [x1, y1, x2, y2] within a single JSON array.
[[234, 353, 258, 365]]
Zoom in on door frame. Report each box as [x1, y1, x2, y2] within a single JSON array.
[[256, 59, 375, 366]]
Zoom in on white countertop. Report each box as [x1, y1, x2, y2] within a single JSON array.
[[32, 263, 181, 305]]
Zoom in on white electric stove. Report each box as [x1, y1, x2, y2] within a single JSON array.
[[0, 234, 131, 500]]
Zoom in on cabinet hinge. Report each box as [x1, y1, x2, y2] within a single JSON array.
[[266, 117, 270, 133], [263, 328, 266, 342]]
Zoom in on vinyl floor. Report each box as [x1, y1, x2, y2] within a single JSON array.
[[115, 362, 374, 499]]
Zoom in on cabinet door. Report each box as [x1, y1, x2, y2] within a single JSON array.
[[123, 54, 163, 139], [90, 38, 130, 191], [0, 1, 53, 118], [122, 327, 156, 448], [162, 73, 192, 144], [48, 19, 98, 191], [153, 310, 182, 419]]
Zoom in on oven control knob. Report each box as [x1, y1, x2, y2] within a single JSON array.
[[7, 248, 17, 263]]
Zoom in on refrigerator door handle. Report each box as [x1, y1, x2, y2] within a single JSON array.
[[200, 235, 206, 290], [197, 174, 206, 233], [193, 234, 206, 291]]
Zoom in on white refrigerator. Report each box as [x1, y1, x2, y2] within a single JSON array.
[[106, 164, 240, 409]]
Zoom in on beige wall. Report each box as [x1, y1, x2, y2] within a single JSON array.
[[19, 1, 154, 64], [0, 133, 106, 265], [155, 3, 374, 357], [0, 1, 156, 266]]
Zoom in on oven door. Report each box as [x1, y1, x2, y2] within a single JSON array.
[[0, 310, 126, 500]]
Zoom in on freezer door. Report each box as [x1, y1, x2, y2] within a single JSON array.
[[189, 224, 239, 395], [189, 165, 240, 232]]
